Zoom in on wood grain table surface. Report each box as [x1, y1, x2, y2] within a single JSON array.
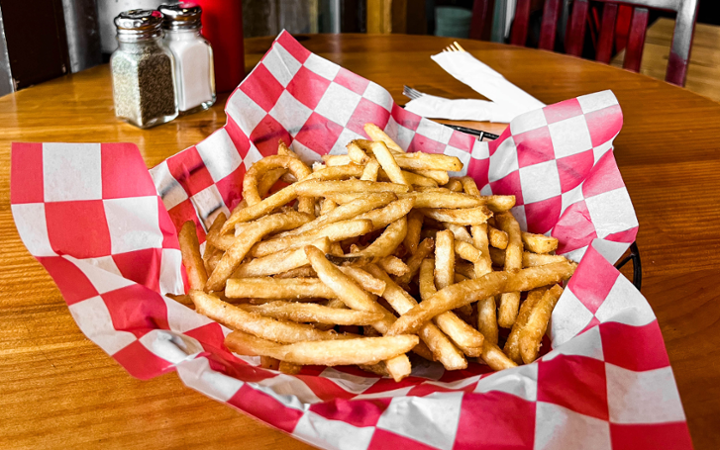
[[1, 34, 719, 450]]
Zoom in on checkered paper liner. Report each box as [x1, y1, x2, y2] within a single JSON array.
[[10, 31, 692, 449]]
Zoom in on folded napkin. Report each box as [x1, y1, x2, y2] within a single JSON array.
[[404, 94, 519, 123], [405, 50, 546, 123]]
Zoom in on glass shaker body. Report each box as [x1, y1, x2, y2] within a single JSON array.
[[163, 28, 215, 114], [111, 10, 178, 128]]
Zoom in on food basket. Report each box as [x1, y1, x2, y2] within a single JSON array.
[[10, 31, 691, 449]]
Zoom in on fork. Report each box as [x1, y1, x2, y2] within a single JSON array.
[[442, 41, 466, 53], [403, 85, 424, 100], [402, 85, 500, 141]]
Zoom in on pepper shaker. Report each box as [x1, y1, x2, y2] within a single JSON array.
[[110, 10, 178, 128], [159, 3, 216, 115]]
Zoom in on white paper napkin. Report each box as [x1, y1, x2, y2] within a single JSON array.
[[404, 94, 519, 123], [405, 50, 546, 123]]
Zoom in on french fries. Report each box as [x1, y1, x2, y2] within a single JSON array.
[[226, 330, 418, 366], [178, 123, 577, 381], [238, 301, 385, 325], [179, 221, 208, 290]]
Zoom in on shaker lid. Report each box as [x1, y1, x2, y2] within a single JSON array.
[[158, 2, 202, 30], [114, 10, 164, 32]]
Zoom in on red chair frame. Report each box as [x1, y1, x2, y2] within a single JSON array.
[[473, 0, 700, 86]]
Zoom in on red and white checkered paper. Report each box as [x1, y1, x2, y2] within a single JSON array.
[[11, 31, 692, 449]]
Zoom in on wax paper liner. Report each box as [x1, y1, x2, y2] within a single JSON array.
[[10, 31, 692, 450]]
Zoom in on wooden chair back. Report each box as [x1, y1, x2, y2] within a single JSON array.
[[500, 0, 699, 86]]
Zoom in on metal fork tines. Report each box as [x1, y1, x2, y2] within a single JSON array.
[[403, 85, 424, 100], [442, 41, 466, 53]]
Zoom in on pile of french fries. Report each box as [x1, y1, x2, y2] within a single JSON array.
[[176, 123, 577, 381]]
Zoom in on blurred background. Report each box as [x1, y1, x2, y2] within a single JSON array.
[[0, 0, 718, 98]]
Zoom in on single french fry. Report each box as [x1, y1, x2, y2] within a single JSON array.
[[489, 248, 570, 267], [207, 212, 312, 291], [191, 291, 346, 343], [481, 341, 518, 371], [260, 356, 280, 370], [203, 213, 226, 261], [521, 231, 559, 254], [444, 223, 473, 244], [444, 179, 463, 192], [420, 206, 493, 225], [226, 330, 419, 366], [398, 191, 484, 209], [388, 153, 462, 172], [459, 176, 481, 196], [305, 245, 412, 381], [387, 261, 576, 336], [242, 155, 312, 206], [179, 221, 208, 291], [347, 141, 372, 164], [454, 240, 482, 263], [403, 210, 424, 255], [392, 170, 437, 187], [232, 167, 288, 212], [274, 194, 395, 239], [477, 296, 498, 345], [274, 266, 316, 278], [277, 143, 315, 220], [322, 154, 352, 166], [471, 224, 493, 275], [338, 266, 386, 296], [395, 238, 434, 285], [354, 217, 407, 258], [356, 198, 415, 231], [208, 230, 236, 251], [294, 180, 410, 197], [364, 123, 405, 153], [483, 195, 516, 213], [302, 164, 364, 182], [361, 158, 381, 181], [520, 285, 564, 363], [488, 226, 509, 250], [238, 301, 385, 325], [524, 252, 568, 266], [251, 219, 373, 257], [412, 169, 450, 185], [222, 186, 299, 234], [258, 167, 288, 196], [279, 361, 302, 375], [370, 141, 409, 185], [504, 288, 547, 363], [379, 255, 409, 276], [205, 249, 223, 276], [434, 230, 455, 290], [226, 278, 337, 299], [246, 297, 324, 305], [232, 237, 331, 278], [495, 212, 524, 328], [320, 198, 337, 215], [366, 264, 467, 370]]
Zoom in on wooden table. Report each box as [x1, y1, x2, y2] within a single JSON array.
[[612, 17, 720, 103], [1, 34, 719, 450]]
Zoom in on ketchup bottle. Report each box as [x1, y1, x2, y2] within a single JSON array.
[[192, 0, 244, 93]]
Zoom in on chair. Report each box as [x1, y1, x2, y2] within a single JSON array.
[[474, 0, 699, 87]]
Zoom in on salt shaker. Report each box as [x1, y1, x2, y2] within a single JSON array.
[[159, 3, 216, 115], [111, 10, 178, 128]]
